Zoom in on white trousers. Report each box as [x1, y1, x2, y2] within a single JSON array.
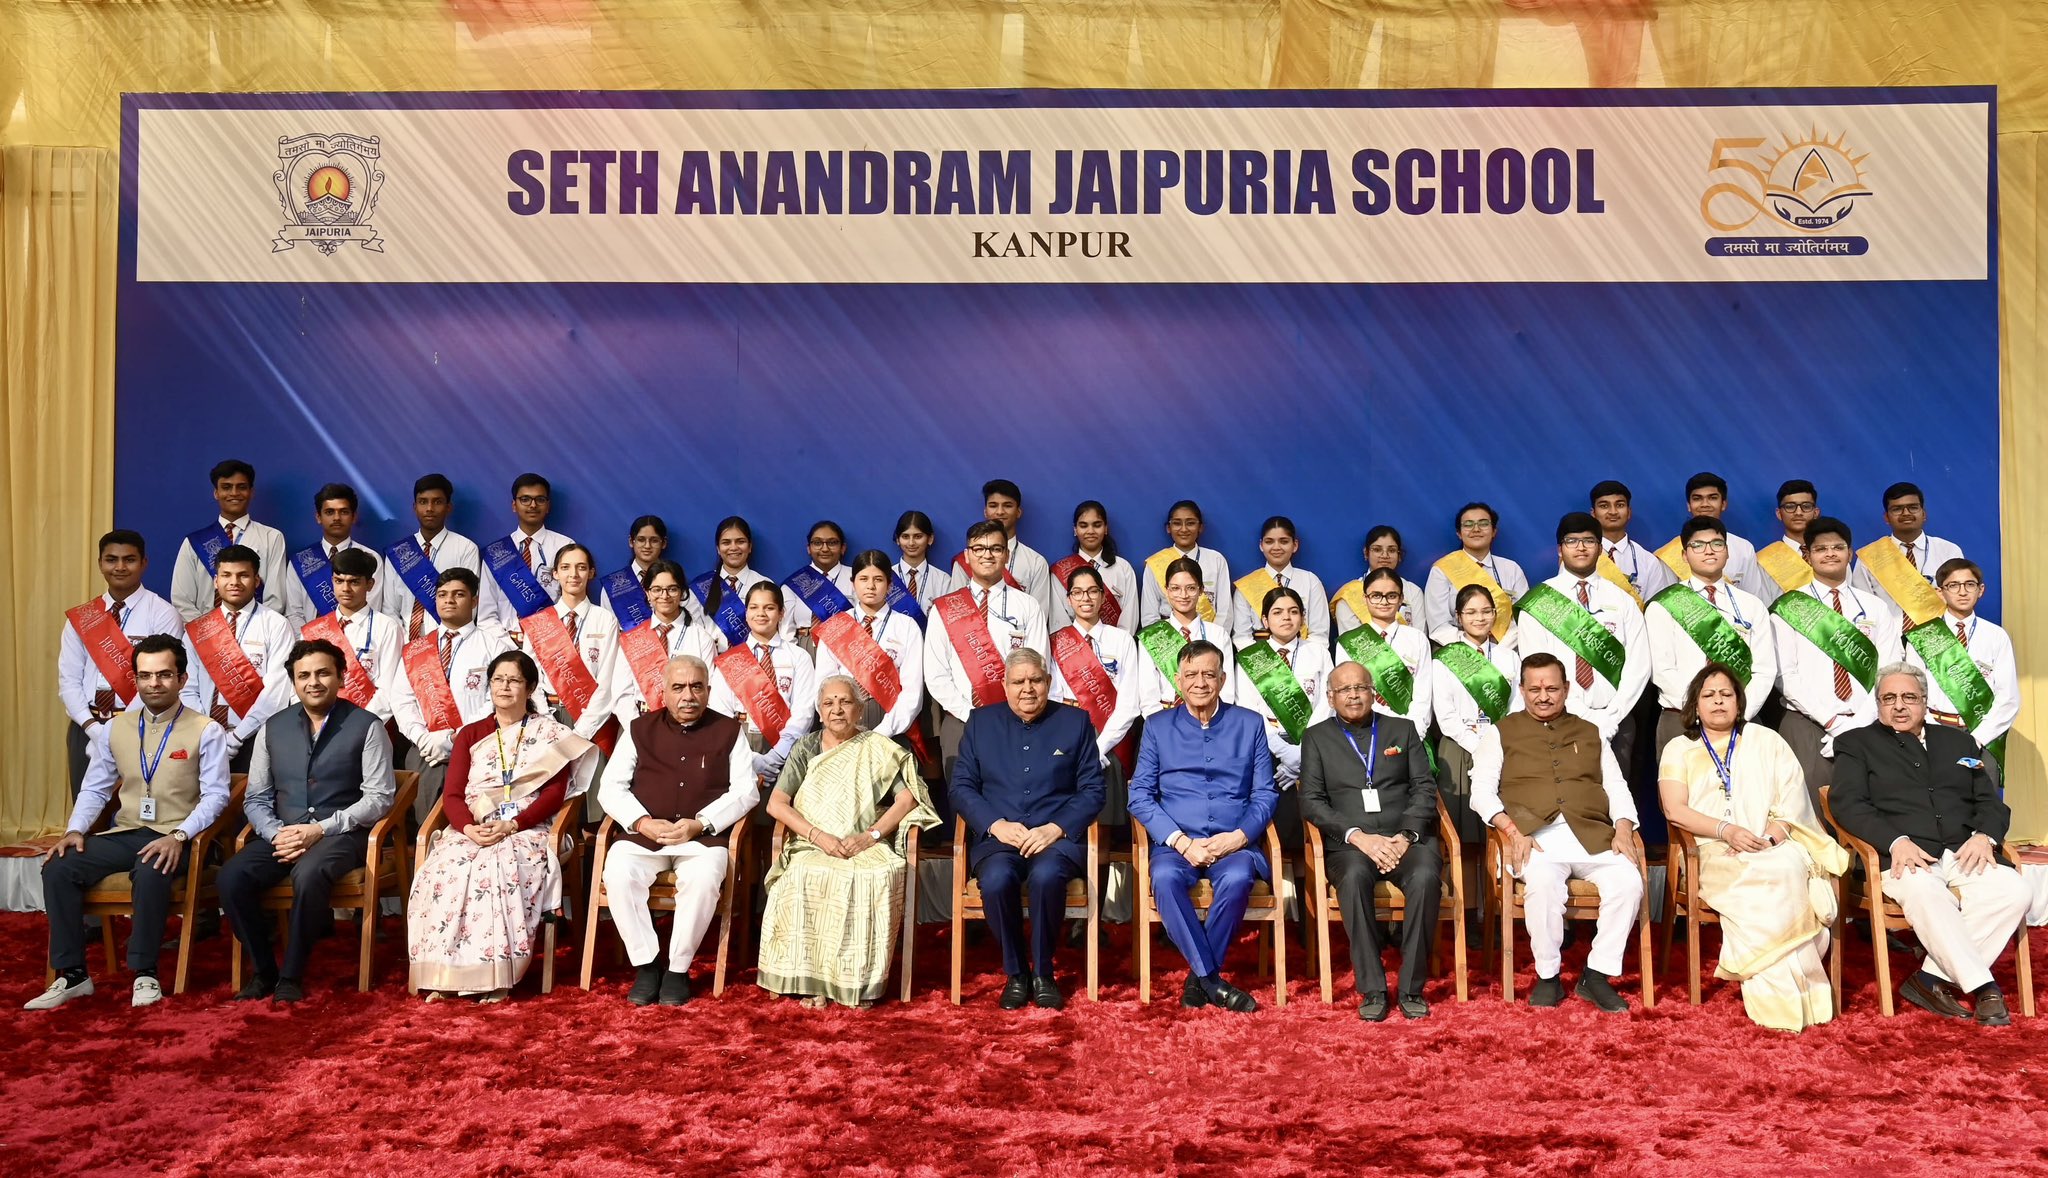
[[1512, 821, 1643, 979], [1879, 850, 2028, 994], [602, 840, 729, 971]]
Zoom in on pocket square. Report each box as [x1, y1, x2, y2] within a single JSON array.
[[1959, 756, 1985, 769], [1053, 749, 1067, 757], [169, 749, 190, 760], [1384, 746, 1403, 757]]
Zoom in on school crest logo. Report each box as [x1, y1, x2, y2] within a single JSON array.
[[273, 133, 385, 255], [1701, 131, 1871, 258]]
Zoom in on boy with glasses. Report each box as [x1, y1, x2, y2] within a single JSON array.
[[1905, 558, 2017, 786], [1768, 517, 1900, 802]]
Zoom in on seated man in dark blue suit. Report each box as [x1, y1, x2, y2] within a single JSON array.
[[1128, 639, 1277, 1013], [953, 649, 1106, 1010]]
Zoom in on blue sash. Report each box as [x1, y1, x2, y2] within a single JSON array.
[[783, 565, 852, 624], [186, 523, 233, 576], [692, 569, 750, 647], [483, 537, 553, 620], [289, 545, 338, 617], [601, 566, 654, 632], [886, 573, 927, 629], [383, 536, 441, 623]]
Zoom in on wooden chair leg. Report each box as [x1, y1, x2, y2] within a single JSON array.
[[1686, 911, 1703, 1005], [1870, 895, 1894, 1017], [101, 917, 119, 975], [1500, 890, 1515, 1003], [898, 864, 917, 1005], [540, 919, 557, 995], [580, 889, 605, 991], [1086, 898, 1100, 1003], [1272, 909, 1287, 1007], [1452, 900, 1468, 1002], [2016, 925, 2035, 1018], [358, 893, 378, 993], [1257, 921, 1272, 980], [231, 923, 244, 993], [1137, 916, 1152, 1005], [1637, 900, 1655, 1008], [173, 890, 201, 996], [1314, 898, 1334, 1005]]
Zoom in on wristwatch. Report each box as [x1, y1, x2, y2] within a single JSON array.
[[1397, 830, 1421, 846], [171, 830, 190, 843], [867, 828, 883, 841]]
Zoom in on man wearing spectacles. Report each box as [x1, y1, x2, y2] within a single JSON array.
[[1831, 663, 2026, 1025], [1756, 478, 1822, 596], [926, 521, 1050, 790], [1647, 516, 1777, 757], [1904, 558, 2017, 788], [1768, 517, 1901, 807], [498, 473, 578, 626], [1652, 472, 1779, 603], [1516, 513, 1650, 774], [1851, 482, 1968, 617]]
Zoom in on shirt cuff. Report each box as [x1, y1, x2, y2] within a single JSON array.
[[1342, 827, 1360, 843], [1889, 835, 1916, 856]]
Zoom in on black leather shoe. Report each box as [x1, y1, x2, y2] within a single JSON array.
[[627, 964, 662, 1007], [1975, 986, 2012, 1027], [1396, 995, 1431, 1020], [234, 975, 276, 1001], [1206, 978, 1258, 1013], [1031, 977, 1065, 1010], [1181, 974, 1209, 1009], [1529, 975, 1566, 1007], [658, 970, 692, 1007], [999, 974, 1033, 1010], [1356, 992, 1388, 1022], [271, 978, 304, 1004], [1574, 970, 1628, 1013], [1901, 971, 1972, 1020]]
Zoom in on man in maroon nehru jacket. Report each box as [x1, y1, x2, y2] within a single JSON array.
[[597, 654, 759, 1007]]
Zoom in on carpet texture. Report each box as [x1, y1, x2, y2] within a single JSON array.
[[5, 911, 2048, 1176]]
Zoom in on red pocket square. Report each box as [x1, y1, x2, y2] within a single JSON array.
[[169, 749, 190, 760]]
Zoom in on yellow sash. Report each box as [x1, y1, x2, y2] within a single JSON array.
[[1593, 553, 1644, 609], [1755, 540, 1813, 594], [1234, 568, 1281, 619], [1335, 576, 1417, 629], [1431, 551, 1512, 641], [1654, 537, 1690, 581], [1146, 546, 1215, 622], [1856, 538, 1946, 626]]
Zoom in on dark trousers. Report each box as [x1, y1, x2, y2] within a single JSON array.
[[935, 712, 968, 828], [66, 722, 93, 797], [975, 841, 1084, 979], [44, 828, 175, 975], [218, 829, 369, 980], [1329, 839, 1442, 999]]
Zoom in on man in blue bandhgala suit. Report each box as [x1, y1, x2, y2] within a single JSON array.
[[952, 649, 1107, 1011], [1128, 639, 1276, 1013]]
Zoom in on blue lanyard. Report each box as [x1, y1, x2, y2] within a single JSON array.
[[1815, 584, 1867, 624], [1704, 727, 1740, 801], [1341, 718, 1380, 781], [354, 612, 375, 658], [137, 705, 184, 792], [495, 714, 531, 794], [1702, 580, 1748, 629]]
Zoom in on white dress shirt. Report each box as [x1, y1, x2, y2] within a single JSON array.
[[1770, 579, 1903, 756], [281, 536, 387, 630], [178, 601, 298, 750], [923, 583, 1049, 722], [1646, 576, 1776, 716], [1518, 571, 1652, 738], [710, 635, 818, 760], [810, 605, 926, 738], [375, 528, 511, 640], [1601, 534, 1676, 602], [390, 620, 514, 764], [1333, 620, 1433, 735], [1430, 639, 1524, 755], [496, 525, 578, 626], [781, 562, 854, 636], [1469, 716, 1638, 854], [1689, 529, 1778, 603], [1047, 552, 1141, 636], [892, 559, 957, 617], [1332, 576, 1430, 640], [951, 536, 1054, 619], [1229, 564, 1331, 649], [329, 606, 406, 722], [171, 515, 288, 621], [1047, 620, 1142, 763], [1135, 615, 1235, 718], [598, 718, 762, 836], [1851, 532, 1967, 610], [1138, 545, 1232, 627], [532, 598, 621, 741], [57, 589, 185, 729], [68, 704, 232, 838], [1908, 612, 2020, 746], [1424, 552, 1529, 648], [693, 565, 776, 649], [1228, 636, 1335, 788]]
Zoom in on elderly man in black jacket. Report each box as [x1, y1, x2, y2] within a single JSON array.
[[1831, 662, 2029, 1025]]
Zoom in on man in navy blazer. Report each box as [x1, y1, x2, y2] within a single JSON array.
[[952, 649, 1106, 1010], [1128, 640, 1277, 1013]]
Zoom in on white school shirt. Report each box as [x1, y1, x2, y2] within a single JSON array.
[[1136, 616, 1236, 718], [1770, 579, 1902, 756], [281, 536, 384, 630], [951, 536, 1054, 619], [1228, 636, 1335, 788], [892, 559, 957, 616], [1518, 571, 1652, 738], [1333, 620, 1433, 735], [810, 605, 926, 738], [57, 589, 186, 728], [1601, 534, 1676, 602], [923, 583, 1049, 722], [608, 610, 721, 728], [374, 528, 506, 640], [171, 515, 288, 621], [1229, 564, 1331, 649], [781, 562, 854, 636], [1469, 718, 1638, 854], [1138, 545, 1232, 628], [1332, 576, 1430, 641], [1908, 612, 2020, 746], [1851, 532, 1967, 609], [1423, 552, 1529, 648], [390, 620, 514, 764], [710, 635, 818, 758], [1047, 619, 1142, 763], [1646, 577, 1776, 716], [532, 598, 622, 741], [329, 606, 406, 722], [495, 525, 577, 626], [693, 564, 776, 650], [1048, 552, 1142, 636], [1430, 639, 1524, 756], [178, 601, 298, 748]]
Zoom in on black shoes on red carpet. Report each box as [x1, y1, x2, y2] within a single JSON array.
[[1574, 971, 1627, 1013], [658, 971, 692, 1007], [1000, 975, 1033, 1010], [1357, 992, 1388, 1021], [1900, 971, 1972, 1020], [1030, 977, 1064, 1009], [1529, 976, 1566, 1007], [1975, 986, 2012, 1026], [998, 974, 1066, 1009], [1396, 996, 1430, 1020], [627, 964, 662, 1006], [234, 975, 276, 1002]]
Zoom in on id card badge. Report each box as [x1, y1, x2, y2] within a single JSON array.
[[1361, 788, 1382, 814], [138, 796, 157, 822], [493, 801, 520, 821]]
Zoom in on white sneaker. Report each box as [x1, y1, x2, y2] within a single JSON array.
[[25, 975, 94, 1011], [132, 976, 164, 1008]]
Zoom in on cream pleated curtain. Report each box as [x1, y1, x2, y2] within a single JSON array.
[[0, 0, 2043, 841]]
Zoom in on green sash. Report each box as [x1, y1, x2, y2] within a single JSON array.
[[1335, 624, 1414, 715], [1516, 583, 1627, 690], [1770, 590, 1878, 693], [1238, 640, 1313, 743], [1434, 642, 1511, 724], [1138, 619, 1188, 686], [1906, 619, 2006, 766], [1648, 584, 1753, 686]]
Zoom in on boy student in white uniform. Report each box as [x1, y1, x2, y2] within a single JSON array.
[[323, 547, 406, 721], [1646, 516, 1778, 754], [179, 544, 297, 772], [58, 530, 185, 793], [500, 472, 577, 628], [170, 459, 288, 622], [1229, 516, 1330, 649], [1768, 516, 1901, 799], [282, 482, 383, 630], [1907, 558, 2019, 786], [1755, 479, 1822, 596], [390, 567, 514, 823], [1655, 472, 1777, 602], [1851, 481, 1967, 613], [925, 521, 1049, 789], [954, 479, 1055, 619], [378, 473, 505, 642], [1587, 480, 1675, 603]]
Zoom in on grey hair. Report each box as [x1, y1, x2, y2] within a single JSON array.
[[818, 674, 860, 702], [1004, 648, 1048, 674], [1875, 661, 1928, 696], [664, 654, 709, 680]]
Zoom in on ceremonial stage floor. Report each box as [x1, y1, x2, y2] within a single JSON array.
[[4, 912, 2046, 1177]]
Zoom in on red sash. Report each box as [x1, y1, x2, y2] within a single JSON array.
[[66, 599, 137, 706], [1051, 555, 1122, 627], [952, 550, 1024, 591], [522, 608, 600, 722], [400, 633, 462, 734], [188, 609, 264, 717], [1050, 625, 1117, 734], [300, 614, 378, 708], [619, 622, 670, 712], [715, 642, 792, 747], [935, 587, 1008, 708], [812, 612, 902, 711]]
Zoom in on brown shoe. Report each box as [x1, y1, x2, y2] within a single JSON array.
[[1900, 972, 1972, 1020], [1974, 987, 2012, 1027]]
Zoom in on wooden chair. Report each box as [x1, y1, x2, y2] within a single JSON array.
[[760, 819, 922, 1002], [1658, 826, 1847, 1010], [1131, 818, 1287, 1006], [1819, 786, 2034, 1017], [229, 770, 418, 993], [409, 793, 586, 995], [1305, 797, 1468, 1004], [949, 817, 1102, 1003], [580, 815, 751, 995], [46, 774, 249, 996], [1483, 822, 1655, 1006]]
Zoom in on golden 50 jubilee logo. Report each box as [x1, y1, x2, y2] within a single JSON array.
[[1701, 131, 1871, 258]]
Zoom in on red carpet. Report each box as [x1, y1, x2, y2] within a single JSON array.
[[4, 911, 2048, 1176]]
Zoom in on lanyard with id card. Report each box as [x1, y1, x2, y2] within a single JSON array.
[[493, 715, 531, 821], [1343, 719, 1381, 813], [136, 705, 184, 823]]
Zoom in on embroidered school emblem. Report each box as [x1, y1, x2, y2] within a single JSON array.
[[273, 133, 385, 255]]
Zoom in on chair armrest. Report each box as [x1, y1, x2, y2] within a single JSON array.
[[1305, 822, 1326, 874], [195, 775, 249, 855], [1434, 794, 1462, 860], [769, 819, 787, 865], [1483, 822, 1507, 882], [548, 801, 582, 863], [1131, 816, 1150, 876], [415, 796, 448, 864], [373, 771, 420, 849], [1086, 820, 1100, 880], [1818, 786, 1883, 880], [1262, 822, 1283, 871]]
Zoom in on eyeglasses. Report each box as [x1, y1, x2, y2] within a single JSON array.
[[1941, 580, 1983, 592], [1559, 537, 1599, 549], [1458, 520, 1493, 531], [1685, 539, 1729, 551], [646, 585, 685, 596], [488, 676, 528, 688], [668, 682, 710, 695], [1886, 503, 1926, 515], [967, 544, 1007, 555], [1778, 502, 1818, 513], [1877, 692, 1924, 705], [809, 537, 844, 547], [514, 495, 549, 507], [1331, 685, 1375, 698], [1365, 592, 1402, 604], [1806, 544, 1850, 556], [1069, 586, 1104, 597]]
